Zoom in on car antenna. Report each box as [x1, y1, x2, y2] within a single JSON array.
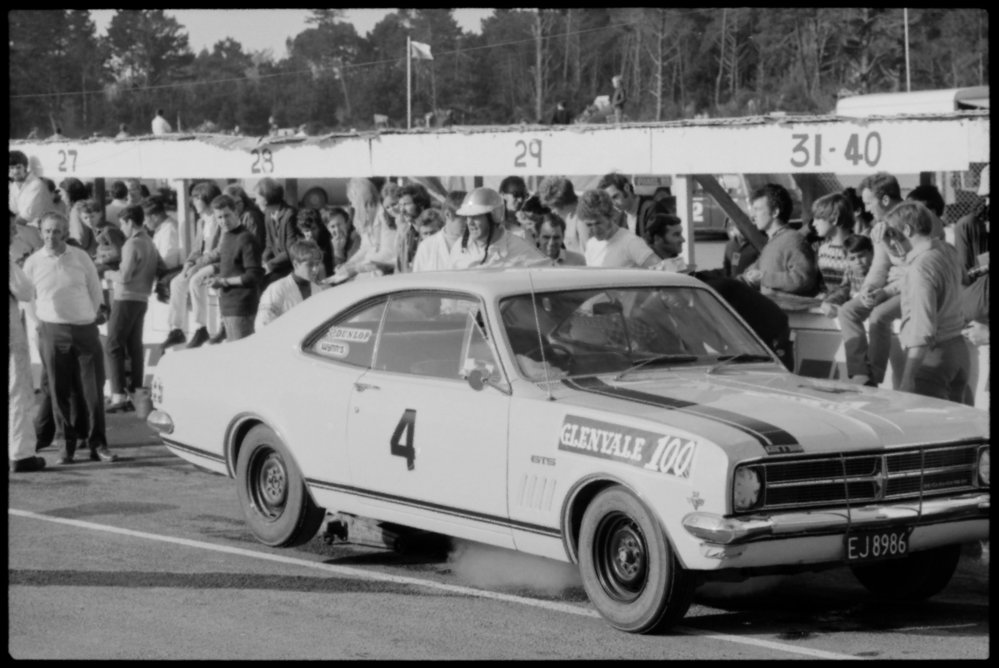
[[528, 270, 555, 401]]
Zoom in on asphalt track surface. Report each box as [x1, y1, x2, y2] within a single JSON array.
[[7, 403, 989, 660]]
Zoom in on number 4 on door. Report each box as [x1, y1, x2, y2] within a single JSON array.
[[390, 409, 417, 470]]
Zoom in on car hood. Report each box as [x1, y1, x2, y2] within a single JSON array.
[[557, 369, 988, 460]]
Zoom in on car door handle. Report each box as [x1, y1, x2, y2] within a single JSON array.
[[354, 382, 380, 393]]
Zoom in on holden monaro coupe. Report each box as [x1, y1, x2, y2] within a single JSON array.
[[148, 268, 989, 633]]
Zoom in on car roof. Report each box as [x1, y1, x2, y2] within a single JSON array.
[[259, 268, 707, 337]]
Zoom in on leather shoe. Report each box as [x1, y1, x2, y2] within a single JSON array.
[[208, 327, 227, 345], [59, 455, 74, 465], [186, 327, 210, 349], [90, 447, 119, 463], [160, 328, 187, 353], [11, 456, 46, 472]]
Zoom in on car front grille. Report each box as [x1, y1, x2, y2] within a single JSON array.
[[747, 441, 986, 513]]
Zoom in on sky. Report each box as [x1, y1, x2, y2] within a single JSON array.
[[89, 9, 494, 59]]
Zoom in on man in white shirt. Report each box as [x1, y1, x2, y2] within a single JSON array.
[[9, 150, 52, 227], [142, 197, 182, 269], [151, 109, 173, 135], [22, 212, 118, 464], [256, 240, 328, 329], [412, 191, 466, 272], [579, 190, 658, 268]]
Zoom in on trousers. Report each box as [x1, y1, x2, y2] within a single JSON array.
[[106, 299, 149, 394], [838, 294, 901, 383], [169, 264, 215, 331]]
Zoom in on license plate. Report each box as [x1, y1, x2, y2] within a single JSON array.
[[845, 527, 911, 563]]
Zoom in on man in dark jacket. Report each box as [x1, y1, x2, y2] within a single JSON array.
[[253, 177, 298, 288], [208, 195, 264, 341]]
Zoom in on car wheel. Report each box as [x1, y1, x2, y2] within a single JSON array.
[[578, 487, 696, 633], [236, 425, 324, 547], [850, 544, 961, 601]]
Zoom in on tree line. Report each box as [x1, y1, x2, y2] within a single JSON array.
[[9, 8, 989, 139]]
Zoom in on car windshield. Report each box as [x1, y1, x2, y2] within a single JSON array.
[[500, 286, 772, 380]]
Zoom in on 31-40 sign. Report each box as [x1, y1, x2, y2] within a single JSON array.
[[790, 131, 882, 168]]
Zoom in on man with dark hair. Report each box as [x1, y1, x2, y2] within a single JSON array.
[[104, 205, 162, 413], [550, 101, 572, 125], [23, 212, 117, 463], [253, 177, 299, 287], [499, 176, 528, 216], [142, 196, 181, 270], [208, 195, 264, 342], [644, 213, 691, 273], [256, 239, 327, 329], [105, 180, 130, 225], [598, 172, 671, 239], [837, 171, 907, 386], [537, 176, 584, 252], [741, 183, 819, 297], [536, 212, 585, 266], [9, 150, 51, 227], [394, 183, 432, 273]]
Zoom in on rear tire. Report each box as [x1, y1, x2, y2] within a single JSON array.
[[578, 487, 696, 633], [236, 425, 324, 547], [850, 544, 961, 601]]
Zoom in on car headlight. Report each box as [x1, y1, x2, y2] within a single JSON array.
[[733, 466, 763, 511], [979, 447, 989, 487]]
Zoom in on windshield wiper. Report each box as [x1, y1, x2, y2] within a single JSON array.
[[614, 354, 699, 381], [706, 353, 775, 375]]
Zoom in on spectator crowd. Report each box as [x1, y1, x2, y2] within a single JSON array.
[[9, 147, 990, 474]]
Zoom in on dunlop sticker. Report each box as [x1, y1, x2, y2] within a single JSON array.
[[558, 415, 696, 479], [328, 327, 372, 343]]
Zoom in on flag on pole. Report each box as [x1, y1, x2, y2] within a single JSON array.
[[410, 40, 433, 60]]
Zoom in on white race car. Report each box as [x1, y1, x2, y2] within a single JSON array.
[[148, 268, 989, 633]]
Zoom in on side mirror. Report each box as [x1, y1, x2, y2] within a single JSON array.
[[467, 368, 486, 391]]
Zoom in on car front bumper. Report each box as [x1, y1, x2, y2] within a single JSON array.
[[681, 493, 989, 568]]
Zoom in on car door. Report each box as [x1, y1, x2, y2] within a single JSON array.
[[345, 291, 514, 547]]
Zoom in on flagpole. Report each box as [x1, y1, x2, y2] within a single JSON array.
[[903, 8, 911, 92], [407, 35, 412, 130]]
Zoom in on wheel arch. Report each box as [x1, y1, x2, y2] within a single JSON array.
[[224, 413, 271, 478], [561, 474, 666, 565]]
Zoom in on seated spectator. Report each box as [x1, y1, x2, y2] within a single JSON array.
[[741, 183, 819, 297], [810, 192, 855, 294], [843, 186, 874, 237], [296, 207, 334, 279], [224, 184, 266, 251], [644, 212, 692, 273], [105, 180, 129, 225], [161, 181, 223, 351], [537, 211, 585, 266], [206, 194, 264, 342], [394, 182, 432, 273], [820, 234, 874, 319], [449, 188, 549, 269], [256, 240, 329, 330], [538, 176, 584, 253], [412, 191, 466, 272], [579, 189, 658, 268], [142, 196, 181, 270], [321, 205, 362, 271], [254, 177, 299, 287], [722, 217, 759, 279], [334, 179, 398, 280]]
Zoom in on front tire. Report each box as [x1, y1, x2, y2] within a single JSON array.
[[578, 487, 696, 633], [850, 544, 961, 601], [236, 425, 324, 547]]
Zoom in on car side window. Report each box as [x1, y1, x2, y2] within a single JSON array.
[[308, 300, 386, 367], [374, 293, 489, 380]]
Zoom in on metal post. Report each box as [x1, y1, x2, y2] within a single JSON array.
[[904, 8, 911, 93], [407, 36, 412, 130]]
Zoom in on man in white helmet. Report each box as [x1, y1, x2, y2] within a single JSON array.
[[448, 187, 551, 269]]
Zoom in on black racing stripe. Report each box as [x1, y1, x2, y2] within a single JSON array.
[[563, 376, 802, 453], [308, 478, 561, 539]]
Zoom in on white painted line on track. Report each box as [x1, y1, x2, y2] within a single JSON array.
[[11, 508, 861, 660]]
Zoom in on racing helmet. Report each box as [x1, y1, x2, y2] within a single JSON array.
[[456, 187, 505, 224]]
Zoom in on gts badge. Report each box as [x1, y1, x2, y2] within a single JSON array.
[[531, 455, 556, 466]]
